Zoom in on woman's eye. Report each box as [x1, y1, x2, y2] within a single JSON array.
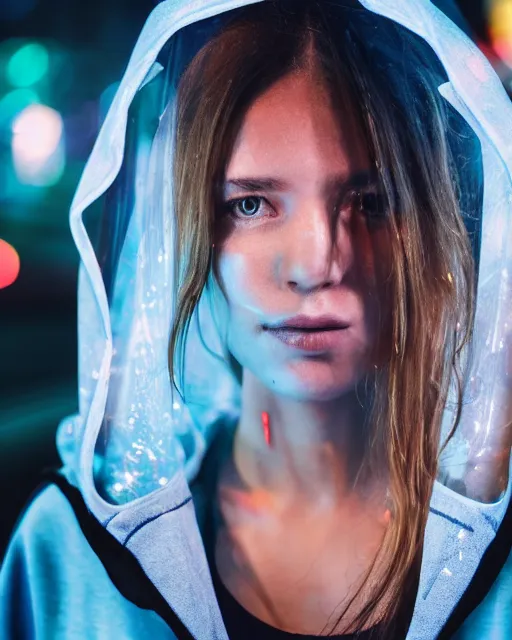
[[225, 196, 267, 218], [353, 191, 388, 220]]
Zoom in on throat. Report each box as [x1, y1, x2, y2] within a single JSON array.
[[212, 480, 390, 636], [211, 447, 390, 635], [235, 369, 378, 499]]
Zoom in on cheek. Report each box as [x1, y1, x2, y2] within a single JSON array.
[[373, 230, 393, 282], [351, 221, 391, 282], [351, 225, 393, 351], [217, 244, 271, 313], [370, 229, 394, 313], [366, 232, 394, 361], [218, 252, 255, 309]]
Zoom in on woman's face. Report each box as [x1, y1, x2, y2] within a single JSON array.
[[214, 70, 392, 401]]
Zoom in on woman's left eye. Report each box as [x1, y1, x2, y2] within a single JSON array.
[[352, 191, 388, 220]]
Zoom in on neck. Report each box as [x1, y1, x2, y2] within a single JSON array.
[[232, 369, 384, 509]]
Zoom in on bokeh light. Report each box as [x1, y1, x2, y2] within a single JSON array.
[[11, 104, 65, 186], [0, 239, 21, 290], [0, 88, 39, 132], [6, 43, 49, 88], [489, 0, 512, 66]]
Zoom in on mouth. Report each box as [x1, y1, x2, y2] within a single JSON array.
[[272, 326, 346, 332], [266, 325, 348, 354], [263, 315, 350, 331]]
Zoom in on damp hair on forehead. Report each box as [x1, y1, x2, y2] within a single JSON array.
[[169, 1, 480, 635]]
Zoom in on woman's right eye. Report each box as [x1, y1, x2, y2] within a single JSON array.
[[224, 196, 267, 218]]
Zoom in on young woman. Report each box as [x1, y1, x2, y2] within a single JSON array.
[[1, 1, 511, 639]]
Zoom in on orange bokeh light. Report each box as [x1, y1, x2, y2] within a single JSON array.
[[0, 239, 21, 289], [489, 0, 512, 66]]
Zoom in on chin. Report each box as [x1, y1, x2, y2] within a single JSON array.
[[264, 360, 363, 402]]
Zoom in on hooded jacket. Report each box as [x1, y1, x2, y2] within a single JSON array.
[[1, 1, 512, 638]]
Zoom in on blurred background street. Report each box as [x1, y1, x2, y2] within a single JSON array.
[[1, 0, 512, 556], [0, 0, 153, 552]]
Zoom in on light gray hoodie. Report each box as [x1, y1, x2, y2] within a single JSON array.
[[1, 1, 512, 638]]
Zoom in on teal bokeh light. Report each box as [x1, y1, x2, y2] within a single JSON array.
[[0, 88, 40, 131], [6, 43, 49, 88]]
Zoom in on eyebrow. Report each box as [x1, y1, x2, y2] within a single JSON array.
[[223, 177, 289, 193], [223, 170, 378, 196], [326, 170, 379, 191]]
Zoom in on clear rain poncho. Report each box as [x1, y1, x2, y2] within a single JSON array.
[[54, 1, 512, 638]]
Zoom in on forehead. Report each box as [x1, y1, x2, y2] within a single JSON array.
[[225, 70, 370, 182]]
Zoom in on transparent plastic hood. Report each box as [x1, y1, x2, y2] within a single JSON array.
[[55, 0, 512, 523]]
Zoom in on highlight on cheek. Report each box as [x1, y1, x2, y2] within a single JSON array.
[[218, 251, 265, 311]]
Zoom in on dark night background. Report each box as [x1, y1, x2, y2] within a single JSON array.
[[0, 0, 511, 557]]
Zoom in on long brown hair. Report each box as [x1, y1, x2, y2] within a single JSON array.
[[169, 1, 477, 635]]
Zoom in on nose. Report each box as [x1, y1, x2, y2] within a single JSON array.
[[281, 202, 350, 294]]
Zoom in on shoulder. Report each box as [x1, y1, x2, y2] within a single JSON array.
[[1, 482, 88, 600], [0, 480, 174, 639], [453, 547, 512, 639], [10, 482, 89, 555]]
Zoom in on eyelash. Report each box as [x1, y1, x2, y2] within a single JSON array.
[[222, 191, 388, 221]]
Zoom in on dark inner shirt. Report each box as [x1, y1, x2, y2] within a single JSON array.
[[207, 548, 380, 639]]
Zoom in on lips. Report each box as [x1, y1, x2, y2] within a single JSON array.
[[263, 315, 350, 352], [264, 315, 350, 331]]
